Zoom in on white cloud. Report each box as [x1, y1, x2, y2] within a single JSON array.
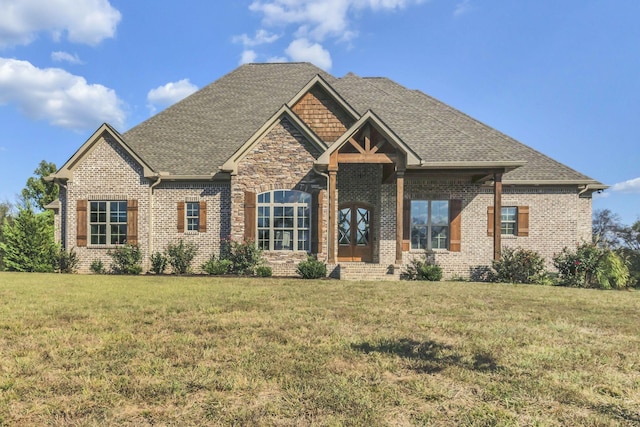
[[285, 38, 332, 70], [233, 29, 280, 47], [147, 79, 198, 113], [51, 51, 83, 64], [454, 0, 473, 17], [0, 58, 125, 130], [240, 49, 258, 65], [0, 0, 121, 47], [610, 177, 640, 194], [267, 55, 289, 63], [249, 0, 424, 42]]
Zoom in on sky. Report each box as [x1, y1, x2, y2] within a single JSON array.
[[0, 0, 638, 224]]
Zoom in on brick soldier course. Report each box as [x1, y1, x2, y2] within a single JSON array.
[[48, 63, 606, 279]]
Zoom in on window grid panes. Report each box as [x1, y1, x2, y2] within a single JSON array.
[[90, 201, 127, 245], [186, 202, 200, 231], [257, 190, 311, 251], [410, 200, 449, 250], [501, 207, 517, 235]]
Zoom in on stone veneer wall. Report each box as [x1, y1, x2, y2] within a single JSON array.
[[64, 134, 150, 273], [151, 182, 230, 273], [231, 117, 327, 275]]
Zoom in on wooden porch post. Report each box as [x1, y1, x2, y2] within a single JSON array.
[[395, 170, 404, 265], [493, 172, 503, 261], [328, 168, 338, 264]]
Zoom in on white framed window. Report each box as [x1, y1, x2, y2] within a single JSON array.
[[410, 200, 449, 250], [257, 190, 311, 251], [186, 202, 200, 231], [501, 207, 517, 235], [90, 201, 127, 245]]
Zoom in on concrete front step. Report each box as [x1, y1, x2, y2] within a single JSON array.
[[328, 263, 402, 281]]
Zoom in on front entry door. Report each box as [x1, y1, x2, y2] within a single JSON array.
[[338, 204, 373, 262]]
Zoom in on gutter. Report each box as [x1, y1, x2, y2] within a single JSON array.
[[148, 175, 164, 264]]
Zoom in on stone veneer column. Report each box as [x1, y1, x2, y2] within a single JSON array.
[[395, 170, 404, 264], [493, 172, 503, 261], [328, 169, 337, 263]]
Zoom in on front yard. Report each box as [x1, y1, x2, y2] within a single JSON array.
[[0, 273, 638, 426]]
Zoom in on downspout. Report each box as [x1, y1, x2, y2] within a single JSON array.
[[578, 184, 591, 197], [312, 164, 330, 263], [57, 179, 68, 249], [148, 175, 163, 266]]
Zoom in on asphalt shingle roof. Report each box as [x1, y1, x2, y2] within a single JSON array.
[[122, 62, 600, 184]]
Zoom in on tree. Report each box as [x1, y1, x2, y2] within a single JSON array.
[[0, 203, 57, 272], [21, 160, 58, 211], [0, 200, 14, 271], [592, 209, 622, 247]]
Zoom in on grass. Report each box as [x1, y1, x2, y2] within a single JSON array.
[[0, 273, 639, 426]]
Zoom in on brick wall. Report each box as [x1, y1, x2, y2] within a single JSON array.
[[151, 182, 230, 273], [64, 134, 150, 273]]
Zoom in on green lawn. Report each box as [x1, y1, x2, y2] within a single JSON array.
[[0, 273, 639, 426]]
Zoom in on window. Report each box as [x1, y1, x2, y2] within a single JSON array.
[[501, 207, 517, 235], [186, 202, 200, 231], [257, 190, 311, 251], [90, 201, 127, 245], [410, 200, 449, 250]]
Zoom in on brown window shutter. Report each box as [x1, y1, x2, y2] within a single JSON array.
[[402, 198, 410, 251], [449, 199, 462, 252], [244, 191, 256, 241], [517, 206, 529, 237], [312, 190, 324, 253], [487, 206, 495, 237], [199, 201, 207, 233], [177, 201, 185, 233], [77, 200, 87, 247], [127, 200, 138, 246]]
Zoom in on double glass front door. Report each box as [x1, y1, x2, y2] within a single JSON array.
[[338, 204, 373, 262]]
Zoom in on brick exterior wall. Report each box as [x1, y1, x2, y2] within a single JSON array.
[[292, 86, 354, 142], [231, 117, 327, 276], [59, 122, 594, 279], [63, 134, 150, 273], [151, 182, 230, 273]]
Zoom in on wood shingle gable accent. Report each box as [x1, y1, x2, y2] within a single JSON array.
[[291, 85, 356, 142]]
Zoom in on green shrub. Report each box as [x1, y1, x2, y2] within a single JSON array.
[[202, 254, 233, 275], [297, 256, 327, 279], [553, 242, 630, 289], [403, 251, 442, 281], [56, 247, 79, 273], [166, 239, 197, 274], [150, 251, 168, 275], [492, 247, 547, 284], [256, 266, 273, 277], [90, 259, 105, 274], [108, 244, 143, 275], [221, 238, 264, 275]]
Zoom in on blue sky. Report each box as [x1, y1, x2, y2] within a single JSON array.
[[0, 0, 638, 224]]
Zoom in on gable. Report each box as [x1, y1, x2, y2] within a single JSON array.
[[291, 84, 356, 142], [51, 123, 155, 182]]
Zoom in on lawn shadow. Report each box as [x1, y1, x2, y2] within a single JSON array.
[[351, 338, 501, 374]]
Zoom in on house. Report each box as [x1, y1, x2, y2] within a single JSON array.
[[47, 63, 606, 279]]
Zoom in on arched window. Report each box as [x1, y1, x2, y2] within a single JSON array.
[[257, 190, 311, 251]]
